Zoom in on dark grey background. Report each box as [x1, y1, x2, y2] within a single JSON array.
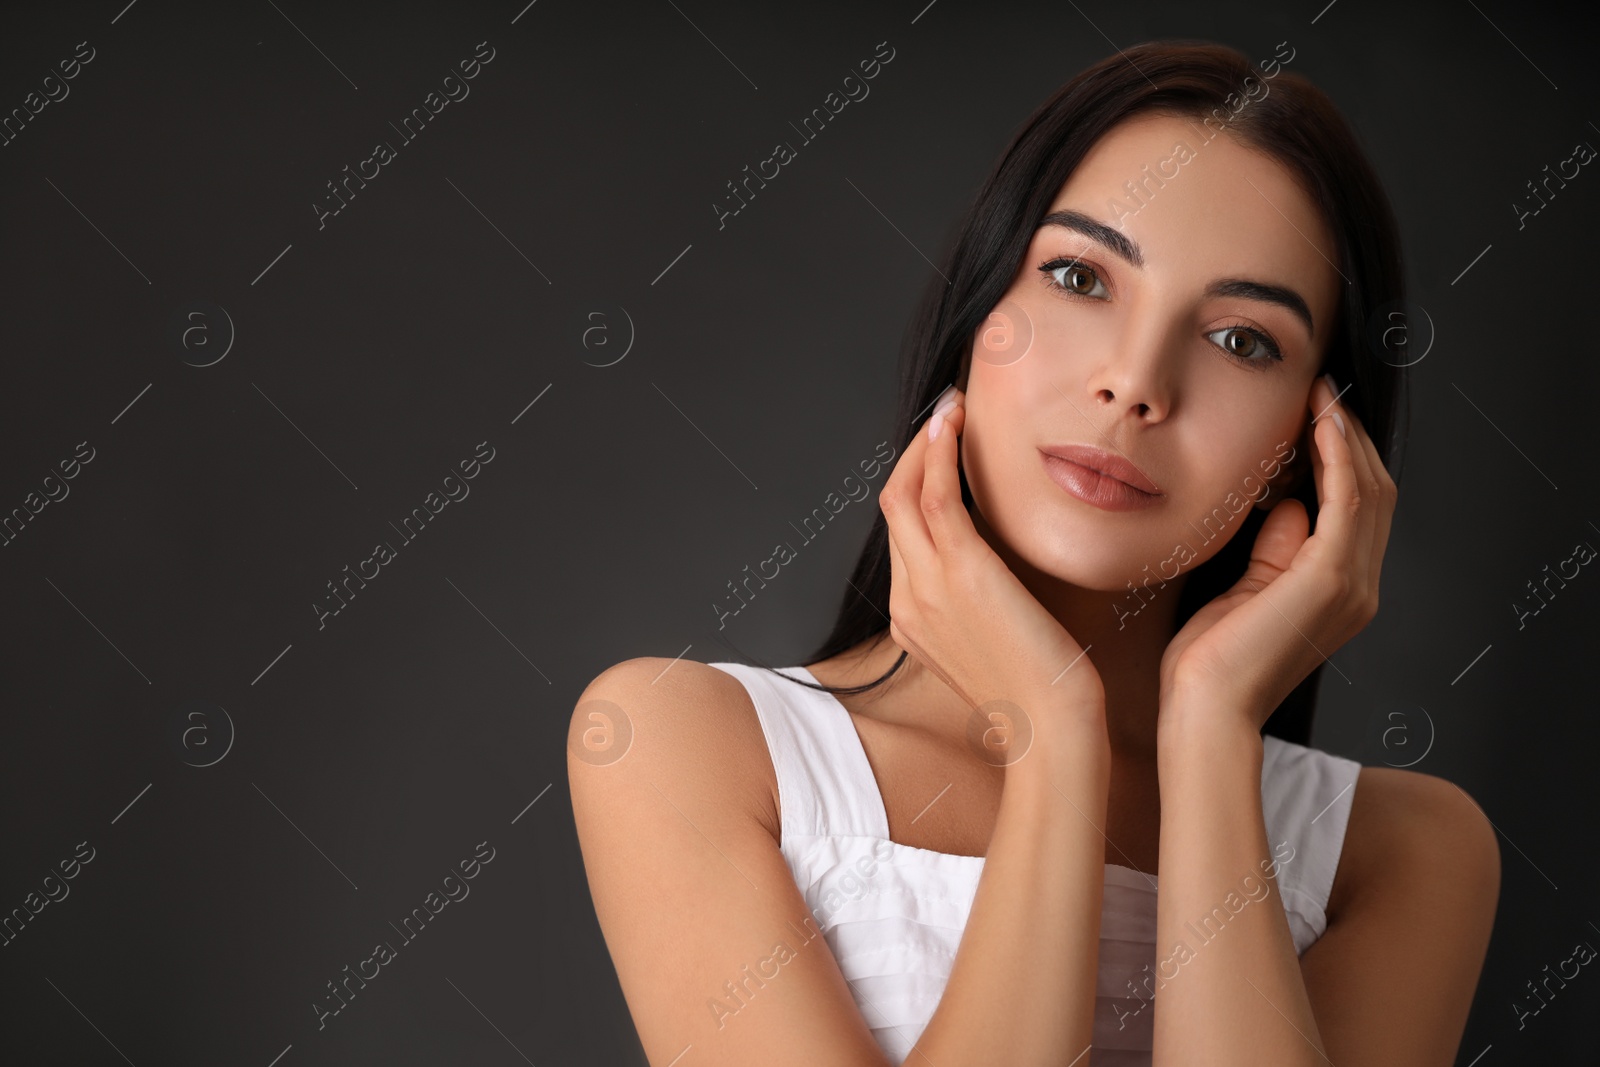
[[1, 0, 1596, 1064]]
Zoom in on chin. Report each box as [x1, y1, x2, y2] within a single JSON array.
[[991, 501, 1174, 593]]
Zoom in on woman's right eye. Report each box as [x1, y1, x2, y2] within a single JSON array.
[[1038, 257, 1110, 301]]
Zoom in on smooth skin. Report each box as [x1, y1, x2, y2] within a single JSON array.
[[569, 112, 1498, 1066]]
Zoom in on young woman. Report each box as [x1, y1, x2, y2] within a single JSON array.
[[569, 40, 1499, 1067]]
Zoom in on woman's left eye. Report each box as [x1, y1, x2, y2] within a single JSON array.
[[1206, 325, 1284, 364]]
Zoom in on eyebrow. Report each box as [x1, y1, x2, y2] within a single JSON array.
[[1038, 209, 1316, 338]]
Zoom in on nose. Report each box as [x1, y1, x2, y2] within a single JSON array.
[[1085, 318, 1175, 423]]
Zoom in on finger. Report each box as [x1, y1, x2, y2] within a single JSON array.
[[921, 393, 975, 551], [884, 518, 915, 634], [1320, 380, 1377, 584], [1305, 380, 1363, 570], [1344, 399, 1396, 586], [884, 519, 928, 663], [883, 521, 954, 687], [1344, 404, 1395, 556], [880, 397, 947, 574], [1246, 492, 1310, 578], [885, 506, 909, 597]]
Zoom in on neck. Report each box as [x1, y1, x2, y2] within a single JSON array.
[[975, 515, 1186, 764], [837, 522, 1187, 766]]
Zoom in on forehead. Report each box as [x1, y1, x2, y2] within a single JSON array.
[[1045, 112, 1340, 335]]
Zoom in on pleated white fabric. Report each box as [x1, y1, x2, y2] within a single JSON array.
[[707, 661, 1362, 1065]]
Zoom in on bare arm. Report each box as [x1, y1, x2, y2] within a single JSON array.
[[1150, 710, 1323, 1065], [906, 702, 1112, 1066], [570, 658, 890, 1067], [1150, 711, 1500, 1065], [570, 659, 1113, 1067]]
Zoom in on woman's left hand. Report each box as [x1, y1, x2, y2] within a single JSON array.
[[1156, 374, 1397, 738]]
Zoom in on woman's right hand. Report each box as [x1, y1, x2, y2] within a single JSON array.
[[879, 386, 1107, 735]]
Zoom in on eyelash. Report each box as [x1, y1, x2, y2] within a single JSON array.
[[1036, 255, 1286, 365]]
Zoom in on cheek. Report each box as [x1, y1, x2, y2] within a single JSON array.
[[1192, 404, 1307, 498], [968, 314, 1076, 412], [974, 283, 1095, 373], [1265, 404, 1311, 465], [952, 386, 1018, 524], [972, 298, 1040, 368]]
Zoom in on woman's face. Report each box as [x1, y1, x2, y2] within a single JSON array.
[[960, 111, 1342, 592]]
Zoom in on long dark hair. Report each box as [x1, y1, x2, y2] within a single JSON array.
[[741, 39, 1411, 747]]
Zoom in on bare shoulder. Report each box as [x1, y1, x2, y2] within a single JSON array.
[[1302, 764, 1502, 1063], [567, 657, 780, 844], [1327, 763, 1501, 924], [565, 660, 894, 1065]]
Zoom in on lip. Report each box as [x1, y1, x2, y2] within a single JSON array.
[[1039, 444, 1162, 512]]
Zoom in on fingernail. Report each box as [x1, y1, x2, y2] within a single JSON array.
[[929, 408, 947, 441], [1322, 372, 1338, 397], [933, 384, 957, 410], [1332, 411, 1346, 438]]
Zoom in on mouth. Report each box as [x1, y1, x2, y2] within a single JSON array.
[[1038, 444, 1162, 512]]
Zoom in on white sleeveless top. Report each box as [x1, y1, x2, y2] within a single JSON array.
[[708, 660, 1363, 1066]]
